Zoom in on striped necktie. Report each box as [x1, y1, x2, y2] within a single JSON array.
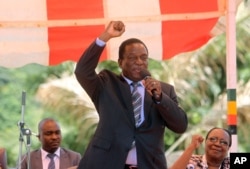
[[131, 82, 142, 127], [47, 153, 56, 169]]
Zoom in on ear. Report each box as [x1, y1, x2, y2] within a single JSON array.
[[37, 134, 41, 141], [118, 58, 122, 68]]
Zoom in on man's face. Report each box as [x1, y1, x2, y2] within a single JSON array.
[[118, 42, 148, 82], [38, 120, 61, 153]]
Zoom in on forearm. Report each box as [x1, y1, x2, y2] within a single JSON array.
[[170, 144, 196, 169], [157, 93, 187, 133], [74, 41, 105, 98], [75, 41, 104, 75], [75, 42, 104, 82]]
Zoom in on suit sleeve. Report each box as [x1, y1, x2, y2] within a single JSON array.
[[156, 84, 188, 133], [74, 41, 105, 101], [20, 154, 27, 169]]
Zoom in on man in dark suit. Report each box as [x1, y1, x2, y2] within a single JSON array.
[[21, 118, 81, 169], [75, 21, 188, 169]]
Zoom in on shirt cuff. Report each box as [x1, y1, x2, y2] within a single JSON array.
[[96, 37, 106, 47]]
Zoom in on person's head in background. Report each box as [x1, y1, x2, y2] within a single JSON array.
[[37, 118, 62, 154], [205, 127, 231, 162]]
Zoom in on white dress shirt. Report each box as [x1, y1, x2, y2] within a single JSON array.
[[41, 148, 60, 169]]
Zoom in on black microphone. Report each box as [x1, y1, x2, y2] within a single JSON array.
[[140, 69, 160, 100]]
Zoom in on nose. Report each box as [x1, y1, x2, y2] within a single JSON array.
[[135, 57, 144, 64], [214, 141, 221, 146], [51, 133, 59, 139]]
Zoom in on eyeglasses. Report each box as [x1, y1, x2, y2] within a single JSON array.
[[207, 137, 229, 146]]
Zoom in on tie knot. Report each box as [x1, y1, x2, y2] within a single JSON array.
[[131, 82, 140, 87], [47, 153, 56, 159]]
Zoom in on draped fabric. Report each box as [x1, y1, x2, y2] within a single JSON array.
[[0, 0, 227, 68]]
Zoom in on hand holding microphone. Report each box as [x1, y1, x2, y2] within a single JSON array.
[[140, 69, 162, 101]]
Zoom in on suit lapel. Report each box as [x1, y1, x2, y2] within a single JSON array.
[[118, 75, 154, 128], [118, 75, 136, 125], [34, 150, 43, 169], [141, 89, 153, 127], [59, 149, 66, 169]]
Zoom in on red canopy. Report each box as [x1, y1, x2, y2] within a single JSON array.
[[0, 0, 226, 67]]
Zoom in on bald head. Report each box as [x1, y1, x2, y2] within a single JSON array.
[[37, 118, 62, 153], [38, 118, 60, 134]]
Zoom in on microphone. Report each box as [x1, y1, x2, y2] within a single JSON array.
[[140, 69, 151, 79], [140, 69, 160, 100]]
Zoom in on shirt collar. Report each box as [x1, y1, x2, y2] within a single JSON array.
[[41, 147, 60, 159], [122, 74, 143, 86]]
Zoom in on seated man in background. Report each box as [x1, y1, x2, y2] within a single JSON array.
[[21, 118, 81, 169], [170, 127, 231, 169]]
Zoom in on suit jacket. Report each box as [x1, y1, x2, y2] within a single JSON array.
[[75, 41, 188, 169], [21, 148, 81, 169], [0, 148, 7, 169]]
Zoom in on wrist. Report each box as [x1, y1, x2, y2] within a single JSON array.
[[187, 143, 198, 152], [98, 32, 111, 42]]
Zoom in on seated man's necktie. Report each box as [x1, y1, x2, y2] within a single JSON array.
[[47, 153, 56, 169]]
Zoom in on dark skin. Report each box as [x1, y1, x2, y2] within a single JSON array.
[[99, 21, 162, 100], [170, 129, 230, 169], [37, 118, 61, 154], [118, 43, 148, 82], [205, 129, 230, 168]]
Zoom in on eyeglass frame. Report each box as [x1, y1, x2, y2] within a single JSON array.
[[207, 137, 229, 146]]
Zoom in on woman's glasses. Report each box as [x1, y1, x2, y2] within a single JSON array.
[[207, 137, 229, 146]]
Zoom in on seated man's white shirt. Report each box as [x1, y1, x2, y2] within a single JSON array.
[[41, 148, 60, 169]]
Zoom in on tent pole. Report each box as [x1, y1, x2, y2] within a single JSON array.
[[226, 0, 238, 152]]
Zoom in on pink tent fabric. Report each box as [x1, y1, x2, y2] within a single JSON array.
[[0, 0, 226, 67]]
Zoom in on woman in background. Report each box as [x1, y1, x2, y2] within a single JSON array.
[[170, 127, 231, 169]]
